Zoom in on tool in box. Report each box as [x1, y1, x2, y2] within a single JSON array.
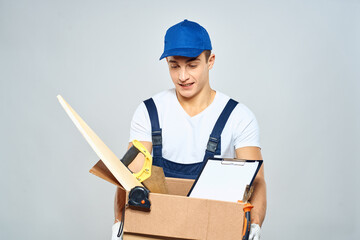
[[121, 139, 168, 194], [121, 140, 152, 182], [120, 140, 153, 211], [238, 185, 254, 240], [57, 95, 152, 211]]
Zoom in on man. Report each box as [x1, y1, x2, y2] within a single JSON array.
[[112, 19, 266, 240]]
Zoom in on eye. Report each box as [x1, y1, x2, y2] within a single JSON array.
[[170, 65, 179, 69], [189, 64, 198, 68]]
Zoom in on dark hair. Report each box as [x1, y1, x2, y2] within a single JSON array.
[[204, 50, 212, 62]]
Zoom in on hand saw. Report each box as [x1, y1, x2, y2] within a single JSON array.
[[57, 95, 143, 191]]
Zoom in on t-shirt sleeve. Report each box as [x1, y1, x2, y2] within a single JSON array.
[[129, 102, 152, 142], [233, 104, 261, 149]]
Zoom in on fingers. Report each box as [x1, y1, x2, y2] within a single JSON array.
[[111, 222, 123, 240], [249, 223, 261, 240]]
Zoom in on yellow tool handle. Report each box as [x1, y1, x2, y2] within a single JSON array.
[[132, 140, 153, 182]]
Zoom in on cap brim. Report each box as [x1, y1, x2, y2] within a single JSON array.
[[159, 48, 206, 60]]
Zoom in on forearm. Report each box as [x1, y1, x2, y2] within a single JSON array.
[[249, 170, 266, 226], [235, 147, 267, 225]]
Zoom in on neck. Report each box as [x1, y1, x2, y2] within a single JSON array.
[[176, 86, 216, 117]]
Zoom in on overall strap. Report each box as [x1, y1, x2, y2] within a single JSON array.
[[143, 98, 162, 158], [203, 99, 238, 161]]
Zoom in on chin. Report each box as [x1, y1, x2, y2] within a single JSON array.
[[177, 89, 196, 99]]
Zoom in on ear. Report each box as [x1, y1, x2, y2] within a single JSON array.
[[208, 54, 215, 70]]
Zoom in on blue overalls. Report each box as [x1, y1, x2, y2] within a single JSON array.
[[143, 98, 238, 179]]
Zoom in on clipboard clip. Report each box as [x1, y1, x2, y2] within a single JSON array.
[[221, 158, 246, 166]]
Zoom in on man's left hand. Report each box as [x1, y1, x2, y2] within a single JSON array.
[[111, 222, 123, 240]]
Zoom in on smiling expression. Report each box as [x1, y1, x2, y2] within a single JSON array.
[[166, 52, 215, 100]]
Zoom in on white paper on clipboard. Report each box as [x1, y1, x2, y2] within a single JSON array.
[[188, 158, 262, 203]]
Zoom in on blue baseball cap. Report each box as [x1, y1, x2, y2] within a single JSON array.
[[160, 19, 212, 60]]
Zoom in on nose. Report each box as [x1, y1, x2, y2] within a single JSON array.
[[178, 68, 190, 82]]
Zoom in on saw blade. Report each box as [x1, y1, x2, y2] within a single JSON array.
[[57, 95, 142, 191]]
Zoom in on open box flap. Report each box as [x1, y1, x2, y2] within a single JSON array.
[[89, 160, 123, 188]]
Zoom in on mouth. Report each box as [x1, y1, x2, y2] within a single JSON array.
[[179, 82, 194, 87]]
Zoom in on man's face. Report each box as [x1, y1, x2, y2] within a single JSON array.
[[166, 52, 214, 100]]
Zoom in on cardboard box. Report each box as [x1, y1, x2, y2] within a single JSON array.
[[90, 160, 245, 240]]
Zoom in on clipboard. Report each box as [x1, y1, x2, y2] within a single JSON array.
[[187, 158, 263, 203]]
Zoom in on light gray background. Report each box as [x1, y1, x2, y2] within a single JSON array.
[[1, 0, 359, 239]]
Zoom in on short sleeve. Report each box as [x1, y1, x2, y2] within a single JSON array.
[[232, 104, 261, 149], [129, 102, 152, 142]]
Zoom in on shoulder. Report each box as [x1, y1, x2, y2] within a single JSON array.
[[151, 88, 176, 103], [214, 91, 255, 118], [210, 91, 230, 111], [213, 91, 229, 102], [132, 89, 177, 119], [217, 91, 255, 118], [222, 97, 260, 148], [135, 89, 176, 111], [214, 92, 257, 125], [233, 103, 256, 119], [150, 89, 177, 114]]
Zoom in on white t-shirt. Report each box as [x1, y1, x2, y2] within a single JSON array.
[[129, 89, 260, 164]]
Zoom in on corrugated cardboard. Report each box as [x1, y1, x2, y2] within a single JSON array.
[[90, 160, 245, 240]]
